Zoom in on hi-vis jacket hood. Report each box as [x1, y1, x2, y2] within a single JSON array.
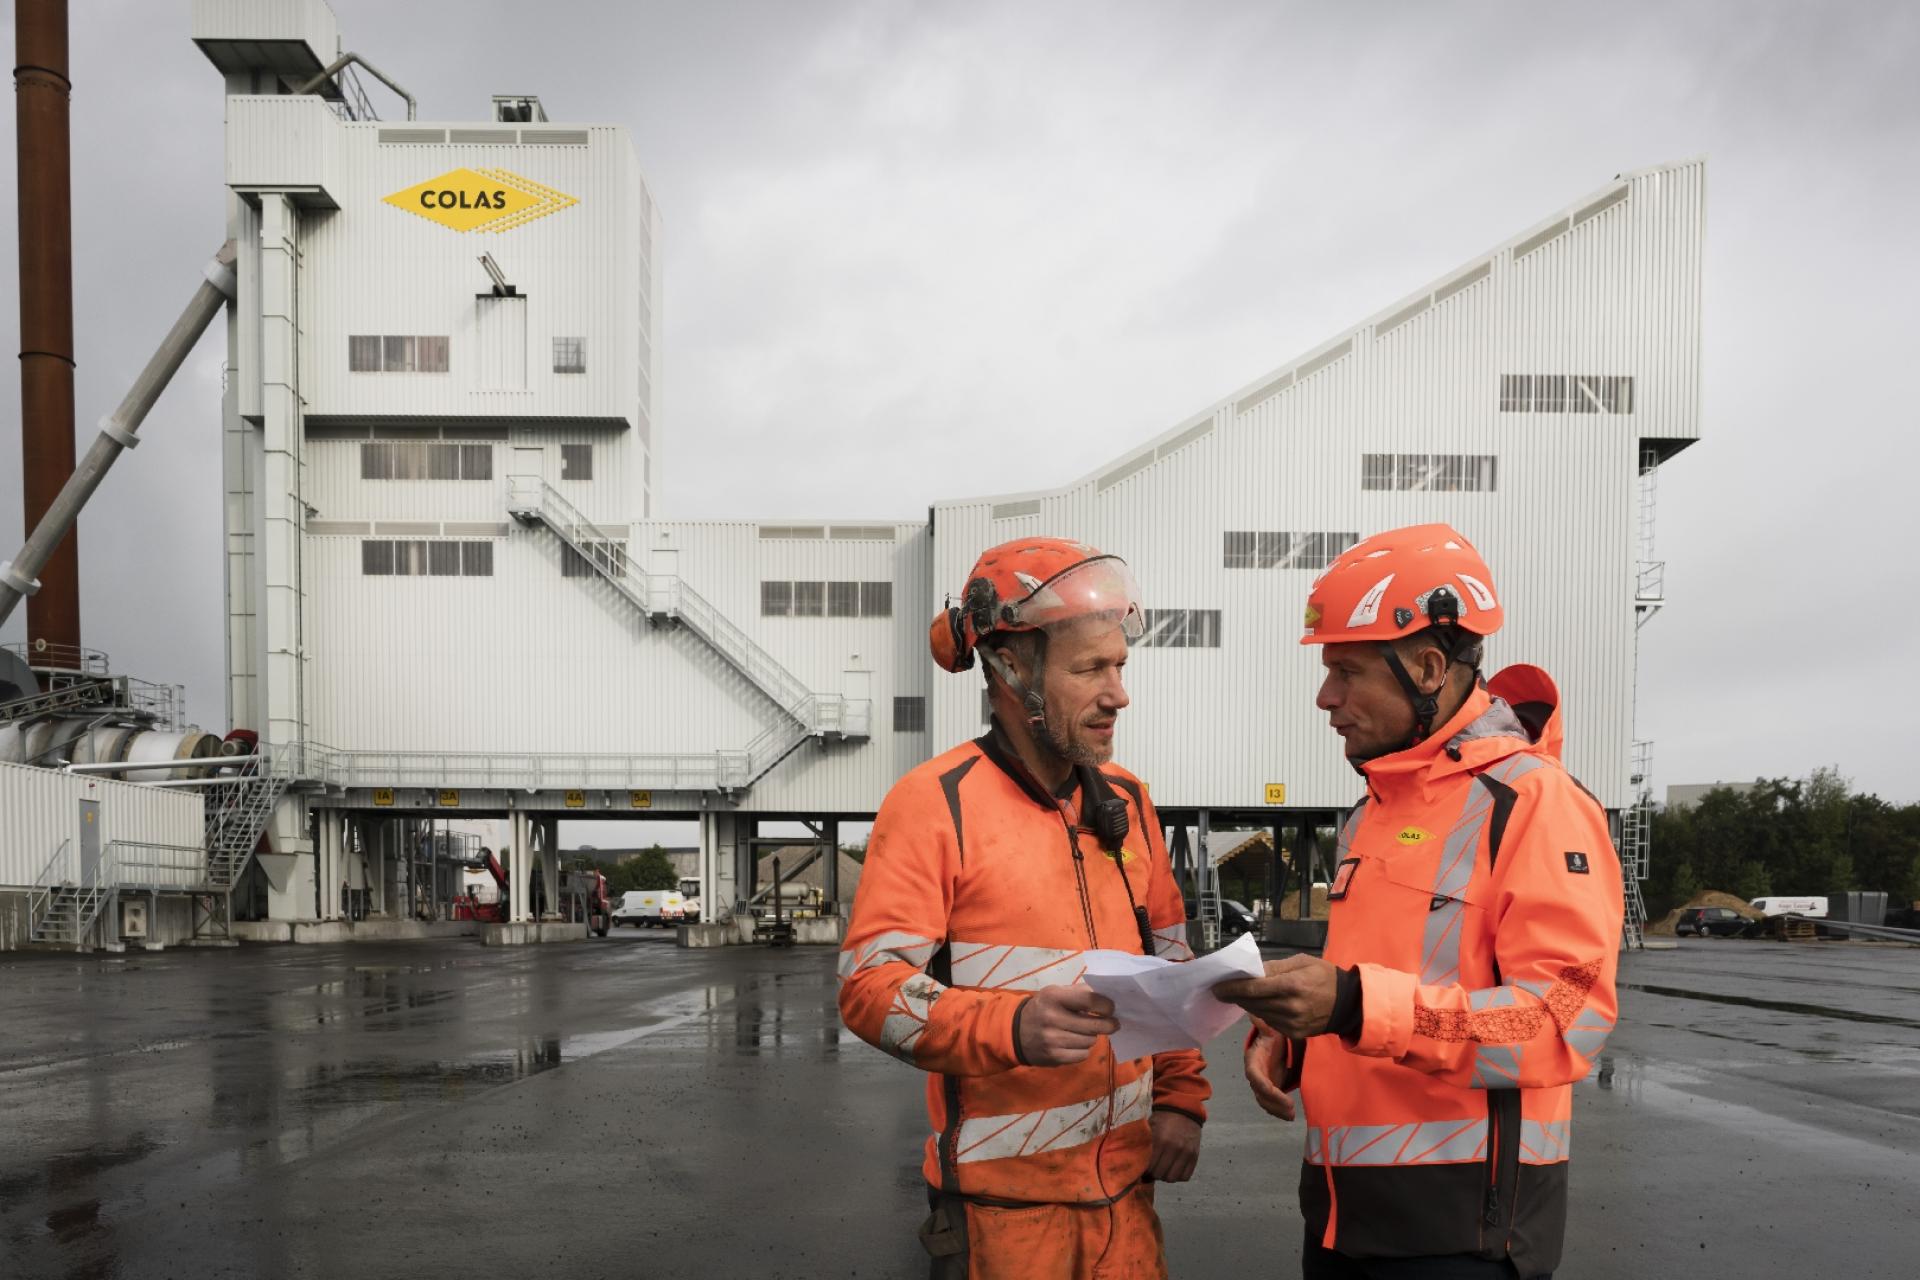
[[838, 729, 1210, 1207], [1277, 664, 1622, 1278]]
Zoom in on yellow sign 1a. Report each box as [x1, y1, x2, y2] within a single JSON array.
[[1264, 783, 1286, 805], [373, 788, 395, 807], [383, 168, 578, 234]]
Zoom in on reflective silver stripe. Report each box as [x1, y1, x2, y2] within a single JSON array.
[[1468, 985, 1520, 1011], [838, 929, 940, 981], [1519, 1118, 1570, 1164], [1563, 1008, 1614, 1060], [1482, 754, 1548, 785], [1419, 783, 1495, 986], [1471, 1043, 1523, 1089], [1305, 1127, 1326, 1163], [1152, 925, 1193, 961], [948, 941, 1087, 991], [1336, 800, 1368, 858], [952, 1069, 1154, 1165], [879, 972, 944, 1064], [1316, 1118, 1489, 1167]]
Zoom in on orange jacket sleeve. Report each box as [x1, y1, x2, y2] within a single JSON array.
[[837, 775, 1027, 1077], [1348, 771, 1622, 1090], [1139, 785, 1212, 1124]]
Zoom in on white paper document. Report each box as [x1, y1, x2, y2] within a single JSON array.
[[1080, 932, 1266, 1059]]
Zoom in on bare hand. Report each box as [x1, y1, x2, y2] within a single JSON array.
[[1243, 1025, 1296, 1121], [1213, 954, 1340, 1038], [1147, 1111, 1202, 1182], [1017, 985, 1120, 1066]]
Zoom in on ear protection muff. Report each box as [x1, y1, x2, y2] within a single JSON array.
[[928, 607, 973, 672], [962, 576, 1000, 639]]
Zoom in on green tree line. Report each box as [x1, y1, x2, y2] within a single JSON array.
[[1644, 767, 1920, 918]]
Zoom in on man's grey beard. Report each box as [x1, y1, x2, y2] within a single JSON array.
[[1037, 716, 1109, 767]]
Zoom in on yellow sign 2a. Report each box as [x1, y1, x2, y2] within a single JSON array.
[[383, 168, 578, 233]]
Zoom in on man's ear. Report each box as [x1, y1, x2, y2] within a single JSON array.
[[1418, 643, 1451, 695]]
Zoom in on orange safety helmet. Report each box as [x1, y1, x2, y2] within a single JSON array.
[[1301, 523, 1503, 647], [929, 537, 1145, 673]]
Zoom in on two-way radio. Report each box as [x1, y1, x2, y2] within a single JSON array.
[[1076, 764, 1157, 958]]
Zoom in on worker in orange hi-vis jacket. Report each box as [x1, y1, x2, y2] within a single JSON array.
[[839, 537, 1211, 1280], [1215, 524, 1623, 1280]]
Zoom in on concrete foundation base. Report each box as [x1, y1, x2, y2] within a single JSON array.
[[1265, 920, 1329, 950], [231, 920, 482, 945], [480, 922, 587, 947], [677, 923, 735, 948]]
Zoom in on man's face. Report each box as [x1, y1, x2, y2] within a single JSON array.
[[1315, 642, 1417, 761], [1027, 617, 1131, 766]]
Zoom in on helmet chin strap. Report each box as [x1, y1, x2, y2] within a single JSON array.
[[1380, 642, 1442, 745], [979, 642, 1053, 745]]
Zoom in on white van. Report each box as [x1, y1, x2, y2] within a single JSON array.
[[1749, 896, 1828, 919], [613, 889, 686, 928]]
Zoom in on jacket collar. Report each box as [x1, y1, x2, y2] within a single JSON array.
[[1358, 684, 1540, 804], [976, 719, 1080, 812]]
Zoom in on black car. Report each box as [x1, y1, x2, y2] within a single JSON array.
[[1676, 906, 1746, 938], [1183, 899, 1261, 939]]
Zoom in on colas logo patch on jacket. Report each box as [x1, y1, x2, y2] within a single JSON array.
[[1104, 847, 1140, 866], [1396, 826, 1433, 846]]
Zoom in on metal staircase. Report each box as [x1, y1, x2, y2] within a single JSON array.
[[27, 839, 114, 947], [507, 477, 862, 786], [204, 760, 287, 891]]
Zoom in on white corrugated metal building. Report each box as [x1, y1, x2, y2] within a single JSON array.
[[185, 1, 1700, 938]]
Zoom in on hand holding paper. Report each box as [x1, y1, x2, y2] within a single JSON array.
[[1079, 932, 1266, 1059]]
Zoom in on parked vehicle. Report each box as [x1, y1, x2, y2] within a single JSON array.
[[1749, 896, 1828, 919], [1677, 906, 1748, 937], [1181, 899, 1260, 939], [613, 889, 686, 928]]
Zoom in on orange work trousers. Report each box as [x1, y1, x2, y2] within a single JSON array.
[[927, 1186, 1166, 1280]]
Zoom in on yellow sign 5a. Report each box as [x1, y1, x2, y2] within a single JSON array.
[[382, 167, 578, 234]]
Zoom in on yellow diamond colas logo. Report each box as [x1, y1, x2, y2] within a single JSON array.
[[382, 168, 578, 233]]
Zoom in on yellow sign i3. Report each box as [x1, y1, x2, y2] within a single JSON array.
[[1264, 783, 1286, 805], [382, 167, 579, 234]]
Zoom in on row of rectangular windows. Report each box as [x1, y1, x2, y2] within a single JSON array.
[[1223, 531, 1358, 570], [761, 581, 894, 618], [347, 335, 589, 375], [1499, 373, 1634, 414], [361, 442, 494, 481], [361, 540, 494, 577], [1361, 454, 1498, 492], [1136, 608, 1222, 648], [357, 442, 594, 482]]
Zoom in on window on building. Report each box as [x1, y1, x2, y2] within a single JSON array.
[[1360, 454, 1498, 493], [828, 581, 861, 617], [1223, 531, 1359, 570], [361, 442, 492, 481], [361, 539, 494, 577], [893, 696, 927, 733], [553, 337, 586, 374], [860, 581, 893, 617], [560, 444, 593, 481], [1502, 372, 1634, 414], [349, 335, 451, 373], [1136, 609, 1223, 649], [762, 581, 793, 616], [793, 581, 825, 617]]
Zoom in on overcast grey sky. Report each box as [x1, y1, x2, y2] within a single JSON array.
[[2, 0, 1916, 806]]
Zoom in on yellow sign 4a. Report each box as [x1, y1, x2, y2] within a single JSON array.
[[383, 167, 578, 234]]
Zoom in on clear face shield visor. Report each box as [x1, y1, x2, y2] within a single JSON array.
[[1004, 555, 1146, 643]]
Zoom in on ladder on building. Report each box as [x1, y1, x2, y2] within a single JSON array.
[[1635, 448, 1665, 628], [507, 477, 863, 785], [204, 760, 287, 891], [1619, 739, 1653, 949], [27, 839, 114, 947]]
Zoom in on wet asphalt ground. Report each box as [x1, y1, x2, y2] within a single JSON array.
[[2, 932, 1915, 1279]]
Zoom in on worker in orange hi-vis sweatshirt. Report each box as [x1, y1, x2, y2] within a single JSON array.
[[839, 537, 1211, 1280], [1215, 524, 1623, 1280]]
